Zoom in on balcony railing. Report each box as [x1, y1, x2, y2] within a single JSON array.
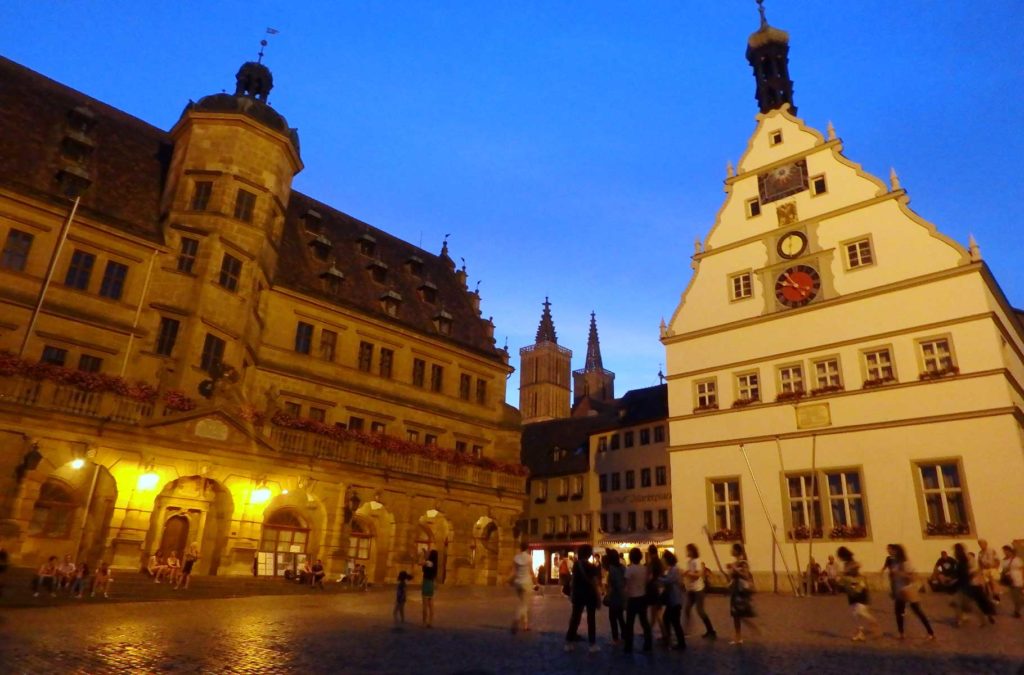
[[0, 376, 154, 424]]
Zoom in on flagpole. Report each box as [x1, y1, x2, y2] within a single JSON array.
[[739, 443, 800, 596]]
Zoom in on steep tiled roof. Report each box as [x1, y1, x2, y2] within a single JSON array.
[[0, 56, 170, 243], [520, 414, 614, 477], [615, 384, 668, 427]]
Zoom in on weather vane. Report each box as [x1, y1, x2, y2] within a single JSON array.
[[258, 27, 280, 64]]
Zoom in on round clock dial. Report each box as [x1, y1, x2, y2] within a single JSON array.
[[777, 231, 807, 259], [775, 265, 821, 308]]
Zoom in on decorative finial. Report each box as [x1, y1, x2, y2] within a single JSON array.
[[460, 256, 466, 273], [968, 234, 981, 261], [441, 233, 450, 258], [726, 160, 735, 178], [827, 120, 836, 141], [757, 0, 768, 28], [658, 366, 665, 385], [474, 280, 480, 293], [889, 167, 901, 191], [258, 28, 280, 64]]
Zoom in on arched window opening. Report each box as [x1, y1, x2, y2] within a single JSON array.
[[29, 479, 77, 538]]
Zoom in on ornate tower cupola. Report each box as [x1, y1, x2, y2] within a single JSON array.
[[519, 298, 572, 423], [572, 312, 615, 408], [745, 0, 796, 115]]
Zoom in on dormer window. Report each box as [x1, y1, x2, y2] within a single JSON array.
[[769, 129, 783, 146], [418, 281, 438, 304], [60, 134, 94, 164], [319, 265, 344, 295], [433, 310, 453, 336], [302, 209, 323, 233], [56, 164, 91, 197], [406, 256, 424, 277], [67, 106, 96, 134], [308, 232, 332, 261], [380, 290, 402, 317], [367, 259, 388, 283], [357, 234, 376, 257]]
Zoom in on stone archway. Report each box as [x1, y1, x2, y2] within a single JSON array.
[[353, 501, 395, 585], [258, 508, 311, 577], [418, 509, 452, 584], [147, 476, 233, 575], [472, 517, 501, 586]]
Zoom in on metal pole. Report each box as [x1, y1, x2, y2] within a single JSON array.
[[775, 436, 804, 596], [73, 461, 100, 563], [739, 443, 800, 595], [20, 195, 80, 356], [808, 433, 817, 588], [119, 249, 159, 376]]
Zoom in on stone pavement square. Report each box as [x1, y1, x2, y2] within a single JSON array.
[[0, 584, 1021, 674]]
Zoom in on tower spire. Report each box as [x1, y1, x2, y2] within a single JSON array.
[[535, 297, 558, 344], [584, 311, 604, 372], [746, 0, 796, 115]]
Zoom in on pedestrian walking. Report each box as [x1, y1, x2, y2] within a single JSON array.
[[394, 571, 411, 624], [602, 550, 626, 645], [1001, 545, 1023, 618], [176, 542, 199, 590], [953, 543, 995, 626], [510, 541, 537, 633], [563, 544, 601, 652], [888, 544, 934, 640], [421, 549, 439, 627], [646, 544, 668, 646], [682, 543, 717, 639], [659, 550, 686, 651], [978, 539, 1002, 605], [727, 543, 757, 645], [622, 546, 653, 654], [836, 546, 879, 641]]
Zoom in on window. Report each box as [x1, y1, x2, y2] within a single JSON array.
[[919, 337, 955, 375], [695, 379, 718, 410], [371, 421, 386, 434], [536, 480, 548, 501], [368, 261, 387, 283], [381, 293, 400, 316], [28, 479, 76, 538], [64, 249, 95, 290], [786, 473, 822, 537], [347, 519, 372, 560], [778, 364, 804, 393], [918, 462, 970, 535], [435, 313, 453, 336], [612, 513, 622, 532], [812, 358, 842, 391], [655, 466, 667, 486], [863, 347, 894, 383], [597, 437, 608, 452], [653, 426, 665, 443], [419, 283, 438, 304], [406, 429, 420, 443], [846, 238, 874, 269], [736, 371, 760, 402], [155, 317, 180, 357], [558, 477, 569, 498], [559, 515, 569, 533], [294, 322, 314, 354], [430, 364, 444, 393], [358, 342, 374, 372], [284, 402, 301, 417], [610, 473, 621, 491], [627, 512, 637, 532], [769, 129, 783, 145], [218, 253, 242, 291], [599, 474, 608, 493], [657, 509, 669, 531], [348, 416, 364, 431], [640, 468, 652, 488], [600, 513, 608, 532], [41, 346, 67, 366], [746, 198, 761, 218], [624, 431, 634, 448], [643, 510, 654, 530], [412, 358, 426, 387], [319, 329, 337, 361], [454, 441, 468, 454], [711, 479, 742, 536], [475, 379, 487, 405], [191, 181, 212, 211], [610, 434, 620, 451], [1, 229, 33, 271], [625, 470, 635, 490], [424, 433, 437, 446], [77, 354, 102, 373], [471, 444, 483, 458], [233, 189, 256, 222], [639, 428, 651, 445], [730, 272, 753, 300], [97, 261, 129, 300], [546, 516, 555, 534], [459, 374, 471, 400], [200, 333, 225, 373], [358, 235, 376, 256], [379, 348, 393, 379], [811, 174, 827, 196], [177, 237, 199, 273], [529, 518, 539, 535], [308, 407, 326, 423], [826, 470, 866, 532]]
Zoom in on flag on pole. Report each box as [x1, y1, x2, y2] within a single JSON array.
[[266, 27, 280, 35]]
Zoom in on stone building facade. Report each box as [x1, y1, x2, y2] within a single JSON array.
[[0, 56, 525, 584]]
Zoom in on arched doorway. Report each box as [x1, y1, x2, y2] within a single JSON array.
[[259, 508, 310, 577], [148, 476, 232, 575], [417, 510, 452, 584], [160, 514, 190, 558], [352, 501, 394, 584], [472, 517, 500, 585]]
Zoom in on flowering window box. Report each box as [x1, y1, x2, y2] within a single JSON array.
[[555, 495, 569, 502], [790, 526, 823, 540], [809, 384, 844, 397], [711, 528, 743, 542], [919, 366, 959, 381], [569, 494, 583, 501], [862, 376, 896, 389], [829, 524, 867, 540], [693, 403, 719, 413], [533, 497, 547, 505], [775, 390, 805, 403], [731, 397, 759, 409], [925, 521, 971, 537]]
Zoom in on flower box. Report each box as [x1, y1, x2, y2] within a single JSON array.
[[731, 397, 758, 409], [829, 524, 867, 539], [555, 495, 569, 502], [711, 528, 743, 542], [919, 366, 959, 381], [809, 384, 844, 397], [693, 403, 719, 413], [570, 493, 583, 501], [790, 526, 823, 540], [775, 390, 805, 403], [862, 376, 896, 389], [533, 497, 547, 504], [925, 521, 970, 536]]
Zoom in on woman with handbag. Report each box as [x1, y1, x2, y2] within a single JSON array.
[[889, 544, 934, 640], [726, 543, 757, 645], [836, 546, 880, 641], [659, 550, 687, 650]]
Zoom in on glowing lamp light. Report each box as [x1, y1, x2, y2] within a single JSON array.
[[70, 458, 85, 470], [137, 472, 159, 491], [281, 489, 289, 495], [251, 486, 272, 504], [425, 509, 438, 518]]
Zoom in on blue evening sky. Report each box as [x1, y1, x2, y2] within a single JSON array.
[[3, 1, 1022, 400]]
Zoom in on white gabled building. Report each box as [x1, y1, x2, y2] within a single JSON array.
[[662, 9, 1024, 586]]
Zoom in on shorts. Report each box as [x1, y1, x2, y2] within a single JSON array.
[[422, 578, 435, 598]]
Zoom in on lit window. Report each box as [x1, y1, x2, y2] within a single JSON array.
[[177, 238, 199, 273], [778, 364, 804, 394], [846, 239, 874, 269], [730, 272, 753, 300], [695, 379, 718, 410], [64, 249, 95, 290], [233, 189, 256, 222], [218, 253, 242, 291], [711, 479, 742, 536], [786, 473, 822, 538], [347, 519, 372, 560], [1, 229, 33, 272], [918, 462, 970, 536]]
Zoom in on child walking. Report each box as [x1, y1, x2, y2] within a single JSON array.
[[394, 571, 411, 624]]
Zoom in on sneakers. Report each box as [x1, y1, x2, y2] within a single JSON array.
[[729, 639, 744, 645]]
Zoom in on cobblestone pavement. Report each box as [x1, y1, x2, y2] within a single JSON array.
[[0, 585, 1021, 674]]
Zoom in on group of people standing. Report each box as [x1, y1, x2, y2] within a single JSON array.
[[31, 554, 113, 599], [928, 540, 1023, 624]]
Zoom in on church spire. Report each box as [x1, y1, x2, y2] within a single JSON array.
[[583, 311, 604, 372], [745, 0, 796, 115], [535, 297, 558, 344]]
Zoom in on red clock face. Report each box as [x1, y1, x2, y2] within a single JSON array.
[[775, 265, 821, 308]]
